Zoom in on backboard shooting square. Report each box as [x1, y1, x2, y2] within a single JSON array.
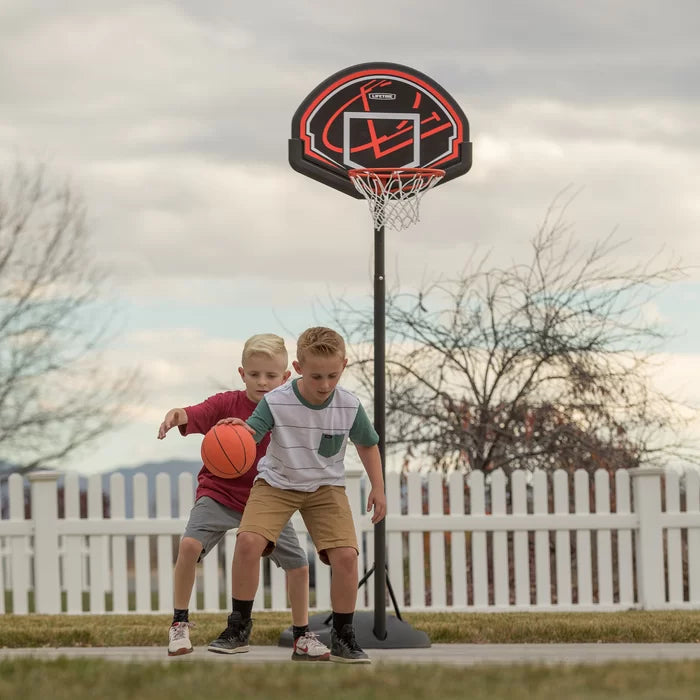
[[343, 112, 421, 169]]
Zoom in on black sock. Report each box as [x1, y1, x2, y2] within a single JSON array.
[[293, 624, 309, 640], [231, 598, 254, 621], [332, 611, 354, 633], [173, 608, 189, 624]]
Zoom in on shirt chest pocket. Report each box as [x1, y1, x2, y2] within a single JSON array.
[[318, 433, 345, 458]]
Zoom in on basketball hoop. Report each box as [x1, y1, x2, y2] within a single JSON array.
[[348, 167, 445, 231]]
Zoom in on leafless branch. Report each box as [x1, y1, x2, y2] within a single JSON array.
[[0, 162, 142, 474]]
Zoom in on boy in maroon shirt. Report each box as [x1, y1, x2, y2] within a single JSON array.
[[157, 334, 329, 661]]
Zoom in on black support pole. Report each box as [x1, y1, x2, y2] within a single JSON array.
[[280, 219, 429, 650], [373, 224, 387, 640]]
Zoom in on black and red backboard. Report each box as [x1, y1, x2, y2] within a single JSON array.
[[289, 62, 472, 198]]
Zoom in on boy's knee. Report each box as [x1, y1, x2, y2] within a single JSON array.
[[235, 531, 269, 560], [326, 547, 357, 570], [178, 536, 203, 560], [286, 565, 309, 578]]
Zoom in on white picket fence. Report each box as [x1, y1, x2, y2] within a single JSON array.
[[1, 466, 699, 615]]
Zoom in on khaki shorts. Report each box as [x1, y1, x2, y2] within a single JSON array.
[[183, 496, 308, 570], [238, 480, 358, 565]]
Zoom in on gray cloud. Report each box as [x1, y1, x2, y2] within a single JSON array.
[[4, 0, 700, 474], [1, 0, 698, 285]]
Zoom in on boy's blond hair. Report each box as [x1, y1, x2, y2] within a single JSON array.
[[242, 333, 288, 366], [296, 327, 346, 363]]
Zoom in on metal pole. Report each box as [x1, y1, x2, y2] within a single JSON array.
[[373, 223, 387, 640]]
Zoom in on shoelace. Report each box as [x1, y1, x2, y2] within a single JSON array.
[[300, 632, 326, 649], [225, 621, 249, 640], [342, 631, 362, 652], [171, 621, 195, 639]]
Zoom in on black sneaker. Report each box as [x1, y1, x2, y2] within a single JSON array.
[[329, 624, 370, 664], [207, 611, 253, 654]]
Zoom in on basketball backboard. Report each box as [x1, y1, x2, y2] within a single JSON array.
[[289, 62, 471, 198]]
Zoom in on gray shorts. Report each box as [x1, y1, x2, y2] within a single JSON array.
[[183, 496, 308, 571]]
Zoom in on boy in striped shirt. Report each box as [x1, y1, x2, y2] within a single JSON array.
[[216, 327, 386, 663]]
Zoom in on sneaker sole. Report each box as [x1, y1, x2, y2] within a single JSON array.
[[207, 644, 250, 654], [291, 651, 331, 661], [167, 647, 193, 657], [329, 654, 371, 664]]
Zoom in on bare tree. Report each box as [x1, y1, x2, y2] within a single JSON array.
[[331, 197, 696, 474], [0, 163, 141, 474]]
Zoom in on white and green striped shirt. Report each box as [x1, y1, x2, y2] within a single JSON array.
[[246, 379, 379, 492]]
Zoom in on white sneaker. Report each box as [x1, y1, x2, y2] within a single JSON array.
[[168, 621, 194, 656], [292, 630, 331, 661]]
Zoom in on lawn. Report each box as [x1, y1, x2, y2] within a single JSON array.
[[1, 657, 700, 700], [4, 610, 700, 647], [5, 611, 700, 699]]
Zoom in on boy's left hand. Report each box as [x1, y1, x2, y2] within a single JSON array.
[[215, 417, 255, 434], [367, 487, 386, 524]]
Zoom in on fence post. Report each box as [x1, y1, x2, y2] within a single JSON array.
[[28, 470, 61, 613], [629, 467, 665, 609]]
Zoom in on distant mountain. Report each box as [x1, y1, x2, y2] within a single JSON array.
[[100, 459, 203, 517], [0, 459, 202, 520], [0, 460, 17, 477]]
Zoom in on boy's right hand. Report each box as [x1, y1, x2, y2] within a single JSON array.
[[215, 417, 255, 434], [158, 409, 185, 439]]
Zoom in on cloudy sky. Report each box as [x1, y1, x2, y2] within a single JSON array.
[[1, 0, 699, 474]]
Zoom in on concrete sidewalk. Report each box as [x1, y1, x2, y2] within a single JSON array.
[[3, 643, 700, 666]]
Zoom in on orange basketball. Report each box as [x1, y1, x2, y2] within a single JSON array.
[[200, 423, 257, 479]]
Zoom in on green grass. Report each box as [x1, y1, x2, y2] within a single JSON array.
[[1, 658, 700, 700], [5, 612, 700, 699], [4, 590, 279, 614], [4, 610, 700, 647], [407, 610, 700, 644]]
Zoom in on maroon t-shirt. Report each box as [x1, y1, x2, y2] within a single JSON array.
[[179, 390, 270, 513]]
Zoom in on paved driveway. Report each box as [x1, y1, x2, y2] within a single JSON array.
[[3, 644, 700, 666]]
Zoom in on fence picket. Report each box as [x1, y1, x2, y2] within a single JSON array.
[[156, 474, 173, 612], [491, 470, 508, 607], [511, 470, 529, 606], [686, 470, 700, 601], [533, 470, 551, 605], [448, 471, 467, 608], [63, 472, 83, 613], [428, 472, 446, 608], [665, 470, 683, 603], [469, 470, 488, 607], [407, 472, 425, 608], [615, 470, 634, 605], [110, 474, 128, 613], [594, 470, 613, 605], [133, 474, 151, 612], [575, 470, 593, 605], [553, 470, 572, 606], [9, 474, 29, 614], [87, 474, 106, 613]]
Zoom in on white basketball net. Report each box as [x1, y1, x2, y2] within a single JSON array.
[[349, 168, 445, 231]]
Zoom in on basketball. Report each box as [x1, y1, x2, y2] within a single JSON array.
[[200, 423, 257, 479]]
